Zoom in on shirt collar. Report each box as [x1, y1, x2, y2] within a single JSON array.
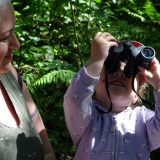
[[93, 99, 132, 115]]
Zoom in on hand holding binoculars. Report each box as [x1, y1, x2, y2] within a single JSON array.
[[104, 40, 155, 78]]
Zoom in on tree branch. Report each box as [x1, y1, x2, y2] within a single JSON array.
[[69, 0, 83, 67], [87, 0, 92, 29]]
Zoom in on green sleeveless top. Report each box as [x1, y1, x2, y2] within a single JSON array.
[[0, 71, 44, 160]]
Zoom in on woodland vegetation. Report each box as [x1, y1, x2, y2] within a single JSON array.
[[12, 0, 160, 159]]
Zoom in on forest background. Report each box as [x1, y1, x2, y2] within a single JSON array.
[[12, 0, 160, 159]]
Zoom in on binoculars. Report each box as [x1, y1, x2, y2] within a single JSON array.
[[104, 40, 155, 78]]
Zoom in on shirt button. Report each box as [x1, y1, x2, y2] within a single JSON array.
[[73, 93, 78, 98], [75, 78, 79, 82]]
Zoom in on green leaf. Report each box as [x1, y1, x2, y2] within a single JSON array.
[[13, 2, 22, 5], [14, 11, 21, 15], [40, 26, 46, 31], [29, 36, 40, 42], [39, 17, 48, 22], [23, 5, 30, 11], [96, 0, 101, 3]]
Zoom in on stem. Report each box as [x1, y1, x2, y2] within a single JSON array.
[[81, 0, 92, 52], [87, 0, 92, 29], [18, 46, 22, 72], [69, 0, 83, 67]]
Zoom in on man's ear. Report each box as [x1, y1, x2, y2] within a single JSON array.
[[132, 95, 138, 104]]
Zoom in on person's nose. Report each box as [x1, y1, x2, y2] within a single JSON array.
[[113, 70, 125, 77], [9, 32, 21, 50]]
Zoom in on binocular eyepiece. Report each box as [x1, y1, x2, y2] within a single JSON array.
[[104, 40, 155, 78]]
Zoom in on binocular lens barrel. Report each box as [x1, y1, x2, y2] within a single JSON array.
[[141, 47, 155, 58]]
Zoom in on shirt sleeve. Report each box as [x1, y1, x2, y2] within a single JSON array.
[[146, 90, 160, 151], [63, 66, 99, 147]]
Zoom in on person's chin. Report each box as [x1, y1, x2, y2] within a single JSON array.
[[0, 63, 12, 74], [110, 89, 127, 99], [110, 85, 126, 93]]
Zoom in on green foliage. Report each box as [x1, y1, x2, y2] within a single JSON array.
[[12, 0, 160, 159], [34, 70, 74, 86]]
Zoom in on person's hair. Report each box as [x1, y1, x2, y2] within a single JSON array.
[[131, 81, 149, 109]]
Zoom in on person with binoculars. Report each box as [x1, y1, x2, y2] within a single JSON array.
[[63, 32, 160, 160]]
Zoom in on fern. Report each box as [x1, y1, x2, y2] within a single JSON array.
[[23, 73, 38, 87], [23, 69, 75, 110], [33, 70, 75, 87], [120, 8, 145, 21], [143, 0, 160, 23], [38, 92, 62, 108]]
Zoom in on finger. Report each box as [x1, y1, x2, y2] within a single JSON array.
[[138, 66, 146, 74], [103, 34, 117, 42], [151, 57, 159, 66], [138, 66, 153, 78], [95, 32, 113, 40], [99, 32, 111, 38], [108, 41, 118, 48], [148, 59, 160, 71], [94, 32, 102, 38], [105, 35, 117, 43]]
